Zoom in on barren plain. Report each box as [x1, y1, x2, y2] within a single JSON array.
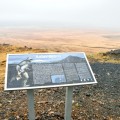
[[0, 28, 120, 53]]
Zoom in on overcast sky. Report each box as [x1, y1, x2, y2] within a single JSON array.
[[0, 0, 120, 30]]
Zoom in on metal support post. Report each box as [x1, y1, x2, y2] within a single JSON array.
[[27, 89, 35, 120], [64, 86, 73, 120]]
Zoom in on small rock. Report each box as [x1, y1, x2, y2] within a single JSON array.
[[48, 111, 54, 115], [75, 103, 79, 107], [0, 103, 2, 107], [54, 112, 62, 117], [85, 93, 91, 97], [35, 115, 40, 120], [8, 116, 16, 120], [72, 100, 75, 103], [107, 72, 110, 76], [92, 99, 96, 102], [98, 101, 104, 105], [16, 116, 20, 119], [8, 100, 12, 104]]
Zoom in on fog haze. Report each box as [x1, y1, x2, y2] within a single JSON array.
[[0, 0, 120, 30]]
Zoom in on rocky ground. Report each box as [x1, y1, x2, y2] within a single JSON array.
[[0, 62, 120, 120], [0, 46, 120, 120]]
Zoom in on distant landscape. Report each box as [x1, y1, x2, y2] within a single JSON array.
[[0, 28, 120, 53]]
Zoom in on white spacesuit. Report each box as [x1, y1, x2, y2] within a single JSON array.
[[16, 57, 32, 87]]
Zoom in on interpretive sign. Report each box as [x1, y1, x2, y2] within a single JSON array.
[[5, 52, 97, 90]]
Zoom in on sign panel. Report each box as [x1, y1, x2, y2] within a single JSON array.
[[5, 52, 97, 90]]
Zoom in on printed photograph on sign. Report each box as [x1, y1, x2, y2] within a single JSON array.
[[5, 53, 97, 90]]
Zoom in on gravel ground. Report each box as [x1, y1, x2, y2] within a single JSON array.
[[0, 62, 120, 120]]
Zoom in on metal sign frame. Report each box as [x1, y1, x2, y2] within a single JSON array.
[[5, 52, 97, 91]]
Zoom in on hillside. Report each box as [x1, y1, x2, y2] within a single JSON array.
[[0, 45, 120, 119]]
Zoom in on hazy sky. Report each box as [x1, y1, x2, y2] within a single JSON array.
[[0, 0, 120, 30]]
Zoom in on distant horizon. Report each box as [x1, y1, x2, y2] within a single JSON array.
[[0, 25, 119, 33], [0, 0, 120, 32]]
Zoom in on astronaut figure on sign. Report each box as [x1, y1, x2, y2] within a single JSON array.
[[16, 57, 32, 87]]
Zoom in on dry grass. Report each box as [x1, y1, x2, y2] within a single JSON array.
[[87, 52, 120, 64]]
